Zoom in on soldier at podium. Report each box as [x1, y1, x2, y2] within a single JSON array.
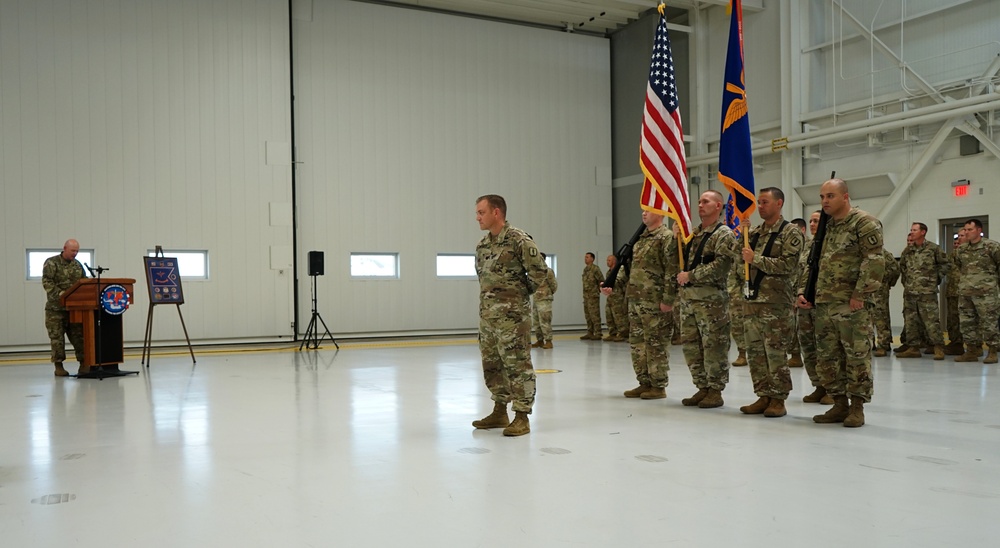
[[42, 239, 86, 376]]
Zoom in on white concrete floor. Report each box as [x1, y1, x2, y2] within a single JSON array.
[[1, 336, 998, 547]]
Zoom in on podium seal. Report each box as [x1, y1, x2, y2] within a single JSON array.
[[101, 284, 130, 315]]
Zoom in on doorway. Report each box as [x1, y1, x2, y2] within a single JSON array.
[[938, 216, 989, 334]]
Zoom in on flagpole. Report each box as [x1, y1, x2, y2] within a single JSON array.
[[742, 223, 750, 297]]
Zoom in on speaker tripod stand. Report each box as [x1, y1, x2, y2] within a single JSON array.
[[299, 274, 338, 350]]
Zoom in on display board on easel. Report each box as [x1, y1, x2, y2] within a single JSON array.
[[144, 256, 185, 304], [141, 246, 196, 366]]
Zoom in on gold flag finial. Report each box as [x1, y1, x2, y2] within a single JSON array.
[[657, 3, 665, 16]]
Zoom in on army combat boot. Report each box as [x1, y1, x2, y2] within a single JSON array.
[[639, 386, 666, 400], [53, 362, 69, 377], [698, 389, 724, 408], [943, 342, 965, 355], [731, 350, 747, 367], [802, 385, 827, 403], [933, 345, 945, 360], [764, 398, 787, 417], [472, 402, 510, 429], [985, 347, 998, 364], [787, 354, 803, 368], [542, 341, 553, 349], [843, 397, 866, 427], [813, 395, 850, 423], [954, 346, 982, 362], [896, 347, 922, 358], [681, 388, 708, 406], [739, 396, 770, 415], [531, 339, 543, 348], [502, 412, 530, 437], [624, 384, 652, 398]]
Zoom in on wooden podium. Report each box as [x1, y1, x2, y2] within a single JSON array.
[[61, 278, 137, 378]]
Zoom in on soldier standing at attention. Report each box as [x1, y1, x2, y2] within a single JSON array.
[[603, 254, 629, 342], [798, 211, 830, 404], [473, 195, 548, 437], [736, 188, 804, 418], [871, 246, 900, 357], [530, 253, 558, 349], [786, 217, 808, 368], [943, 230, 966, 355], [727, 254, 748, 367], [42, 239, 86, 377], [896, 222, 948, 360], [602, 210, 678, 400], [797, 179, 885, 428], [678, 190, 735, 409], [953, 219, 1000, 364], [581, 253, 605, 340]]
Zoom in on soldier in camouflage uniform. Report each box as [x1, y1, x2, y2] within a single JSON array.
[[943, 232, 966, 355], [897, 222, 948, 360], [678, 190, 735, 409], [797, 211, 833, 404], [786, 218, 807, 367], [42, 239, 86, 377], [530, 253, 558, 349], [581, 253, 604, 340], [871, 247, 900, 357], [602, 211, 678, 400], [952, 219, 1000, 364], [735, 188, 804, 418], [473, 195, 548, 437], [727, 256, 748, 367], [797, 179, 885, 428], [603, 254, 629, 341]]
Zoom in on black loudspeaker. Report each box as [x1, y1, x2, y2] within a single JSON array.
[[308, 251, 324, 276], [960, 135, 981, 156]]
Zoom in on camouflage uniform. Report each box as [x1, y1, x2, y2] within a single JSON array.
[[945, 249, 963, 346], [476, 222, 548, 413], [626, 225, 679, 388], [801, 208, 884, 402], [727, 256, 747, 354], [582, 263, 604, 336], [42, 254, 86, 365], [796, 244, 820, 387], [899, 241, 948, 347], [605, 267, 629, 339], [739, 218, 804, 400], [531, 267, 558, 344], [680, 221, 735, 392], [952, 237, 1000, 352], [871, 249, 900, 351]]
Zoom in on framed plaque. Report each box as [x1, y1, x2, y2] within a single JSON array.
[[144, 257, 185, 305]]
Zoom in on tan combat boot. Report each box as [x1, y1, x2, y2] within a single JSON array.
[[542, 341, 553, 349], [896, 348, 922, 358], [698, 389, 724, 408], [640, 386, 666, 400], [681, 388, 708, 406], [472, 402, 510, 429], [944, 342, 965, 355], [787, 354, 803, 368], [819, 394, 835, 405], [502, 411, 530, 437], [531, 339, 543, 348], [933, 345, 945, 360], [985, 348, 998, 364], [732, 351, 748, 367], [624, 384, 652, 398], [739, 396, 770, 415], [802, 385, 827, 403], [954, 346, 982, 362], [843, 397, 866, 427], [53, 362, 69, 377], [813, 395, 850, 423], [873, 348, 887, 357], [764, 398, 787, 417]]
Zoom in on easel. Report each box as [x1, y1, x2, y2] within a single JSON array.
[[141, 246, 196, 367]]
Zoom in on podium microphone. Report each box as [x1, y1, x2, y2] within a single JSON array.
[[84, 262, 96, 277]]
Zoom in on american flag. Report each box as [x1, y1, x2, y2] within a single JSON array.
[[639, 6, 693, 243]]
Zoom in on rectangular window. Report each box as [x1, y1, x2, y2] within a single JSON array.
[[436, 254, 476, 278], [146, 250, 209, 280], [544, 254, 556, 275], [26, 249, 96, 280], [350, 253, 399, 278]]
